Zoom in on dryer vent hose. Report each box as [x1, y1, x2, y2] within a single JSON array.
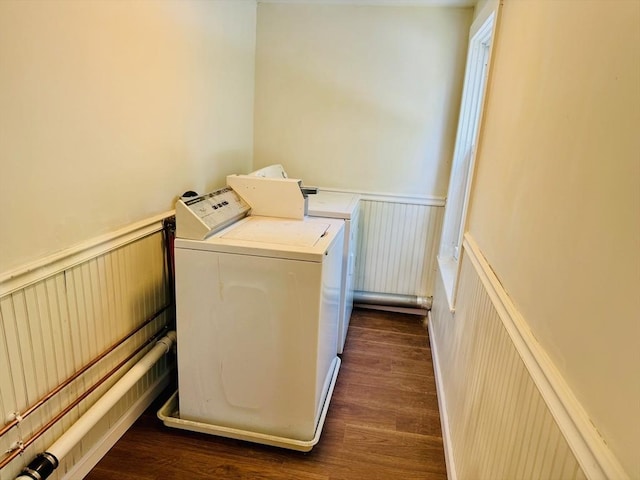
[[353, 291, 432, 310]]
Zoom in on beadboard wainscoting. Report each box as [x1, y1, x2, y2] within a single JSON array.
[[328, 190, 445, 298], [0, 213, 174, 480], [429, 234, 627, 480]]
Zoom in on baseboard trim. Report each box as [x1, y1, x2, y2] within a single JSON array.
[[428, 310, 457, 480], [63, 370, 172, 480], [462, 233, 628, 480]]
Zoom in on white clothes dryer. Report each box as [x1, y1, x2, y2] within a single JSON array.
[[307, 191, 360, 354]]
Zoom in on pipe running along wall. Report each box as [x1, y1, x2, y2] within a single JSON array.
[[353, 290, 432, 310], [15, 331, 176, 480], [0, 326, 171, 470], [0, 304, 170, 440]]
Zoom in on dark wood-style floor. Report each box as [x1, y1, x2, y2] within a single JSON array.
[[87, 308, 446, 479]]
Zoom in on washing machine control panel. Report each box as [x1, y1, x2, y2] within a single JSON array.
[[176, 187, 251, 240]]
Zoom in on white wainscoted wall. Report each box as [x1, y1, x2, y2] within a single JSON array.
[[350, 192, 444, 297], [430, 0, 638, 478], [316, 188, 446, 299], [0, 214, 173, 480], [0, 2, 256, 475], [430, 236, 621, 480], [431, 252, 584, 479]]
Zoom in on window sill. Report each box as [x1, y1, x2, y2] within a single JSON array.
[[437, 255, 458, 313]]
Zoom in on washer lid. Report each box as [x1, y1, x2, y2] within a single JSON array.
[[221, 218, 330, 247]]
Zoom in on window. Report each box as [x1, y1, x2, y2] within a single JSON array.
[[438, 7, 497, 311]]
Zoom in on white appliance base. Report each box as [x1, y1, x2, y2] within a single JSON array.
[[158, 357, 341, 452]]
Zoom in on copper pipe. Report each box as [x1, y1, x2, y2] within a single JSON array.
[[0, 326, 170, 470], [0, 303, 171, 438]]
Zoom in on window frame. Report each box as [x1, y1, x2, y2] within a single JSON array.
[[437, 5, 499, 311]]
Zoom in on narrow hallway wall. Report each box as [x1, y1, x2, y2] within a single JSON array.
[[434, 0, 640, 476], [0, 1, 257, 273]]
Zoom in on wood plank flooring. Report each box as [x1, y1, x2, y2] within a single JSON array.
[[86, 308, 446, 479]]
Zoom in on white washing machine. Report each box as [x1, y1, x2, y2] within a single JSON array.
[[308, 191, 360, 354], [170, 188, 345, 451]]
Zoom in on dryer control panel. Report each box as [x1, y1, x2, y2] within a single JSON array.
[[175, 187, 250, 240]]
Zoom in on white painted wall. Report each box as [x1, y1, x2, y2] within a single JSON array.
[[466, 0, 640, 475], [0, 0, 256, 273], [253, 3, 472, 195]]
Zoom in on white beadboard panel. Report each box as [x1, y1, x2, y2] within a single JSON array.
[[354, 196, 444, 297], [0, 226, 172, 480], [430, 253, 585, 480], [430, 236, 626, 480]]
